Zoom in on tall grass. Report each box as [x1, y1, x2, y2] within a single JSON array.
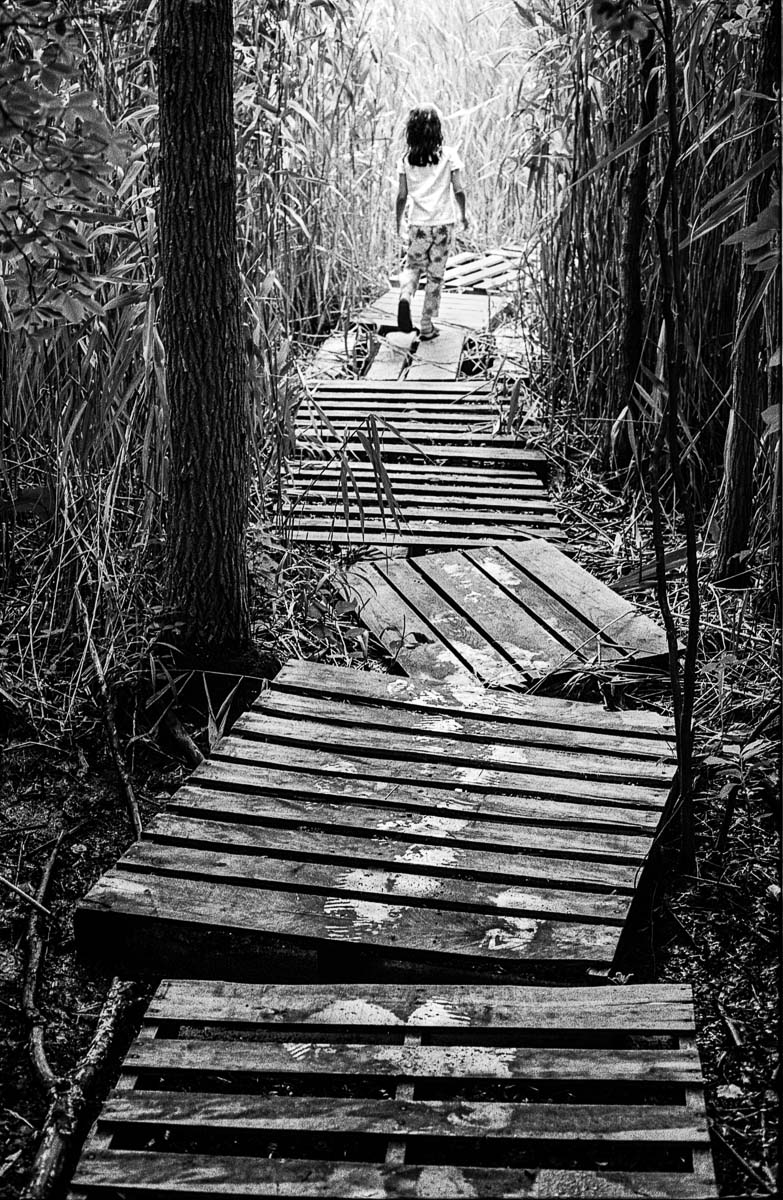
[[1, 0, 540, 733], [518, 0, 780, 567]]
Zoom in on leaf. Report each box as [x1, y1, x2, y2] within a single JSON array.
[[761, 404, 780, 432]]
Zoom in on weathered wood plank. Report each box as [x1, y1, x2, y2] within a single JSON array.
[[237, 702, 674, 786], [256, 681, 676, 759], [162, 790, 648, 892], [210, 730, 667, 811], [122, 837, 632, 923], [140, 815, 637, 917], [347, 543, 670, 684], [78, 870, 620, 967], [273, 659, 674, 736], [124, 1038, 703, 1081], [72, 1152, 714, 1198], [355, 289, 507, 330], [501, 540, 671, 659], [146, 979, 696, 1030], [94, 1092, 710, 1140]]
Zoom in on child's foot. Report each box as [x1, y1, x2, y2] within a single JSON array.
[[419, 327, 440, 341], [397, 297, 413, 333]]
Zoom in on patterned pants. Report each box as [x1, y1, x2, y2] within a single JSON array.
[[399, 224, 452, 334]]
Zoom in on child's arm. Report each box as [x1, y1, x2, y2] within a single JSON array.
[[395, 173, 408, 235], [451, 168, 468, 229]]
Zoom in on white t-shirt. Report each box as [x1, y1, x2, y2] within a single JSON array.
[[397, 144, 464, 226]]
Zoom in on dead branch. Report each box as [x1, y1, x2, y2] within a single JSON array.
[[0, 874, 52, 917], [21, 835, 64, 1098], [22, 978, 147, 1200]]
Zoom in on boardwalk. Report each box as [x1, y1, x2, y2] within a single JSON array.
[[73, 250, 716, 1197]]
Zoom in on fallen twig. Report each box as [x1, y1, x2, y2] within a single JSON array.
[[21, 835, 63, 1096], [22, 977, 147, 1200], [0, 874, 52, 917]]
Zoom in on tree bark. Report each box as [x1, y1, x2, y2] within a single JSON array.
[[714, 1, 780, 586], [159, 0, 250, 656]]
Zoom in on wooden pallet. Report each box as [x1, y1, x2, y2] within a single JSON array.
[[71, 980, 717, 1199], [295, 380, 541, 442], [76, 661, 676, 982], [283, 458, 561, 548], [389, 247, 527, 294], [347, 540, 669, 686], [355, 289, 508, 332], [443, 247, 525, 292]]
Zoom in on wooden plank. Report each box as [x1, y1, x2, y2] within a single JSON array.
[[289, 526, 565, 548], [291, 461, 541, 482], [146, 979, 696, 1030], [286, 501, 558, 523], [142, 814, 640, 913], [77, 870, 621, 968], [72, 1153, 715, 1198], [296, 428, 530, 448], [284, 518, 562, 541], [355, 288, 507, 330], [121, 839, 632, 924], [287, 484, 552, 511], [272, 659, 674, 737], [502, 540, 671, 659], [406, 325, 465, 380], [244, 688, 674, 784], [347, 545, 670, 683], [210, 732, 664, 816], [294, 442, 547, 466], [249, 689, 676, 767], [124, 1038, 704, 1081], [164, 789, 649, 891], [93, 1092, 710, 1141]]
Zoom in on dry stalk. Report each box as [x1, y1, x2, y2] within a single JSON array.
[[73, 586, 143, 841]]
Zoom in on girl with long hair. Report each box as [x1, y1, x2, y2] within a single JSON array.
[[395, 104, 468, 340]]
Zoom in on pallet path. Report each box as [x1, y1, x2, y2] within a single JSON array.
[[287, 381, 558, 547], [348, 539, 669, 685], [71, 981, 716, 1199], [76, 661, 676, 982], [72, 247, 720, 1196], [355, 288, 507, 332]]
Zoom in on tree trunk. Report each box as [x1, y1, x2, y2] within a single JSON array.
[[714, 1, 779, 586], [159, 0, 250, 656]]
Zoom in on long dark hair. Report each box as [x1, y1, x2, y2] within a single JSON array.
[[405, 106, 443, 167]]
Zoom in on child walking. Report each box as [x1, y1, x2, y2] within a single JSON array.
[[395, 104, 468, 340]]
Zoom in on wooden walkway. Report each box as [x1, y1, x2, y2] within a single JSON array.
[[349, 539, 669, 685], [71, 981, 716, 1199], [77, 661, 676, 981], [286, 380, 559, 547], [73, 246, 716, 1197]]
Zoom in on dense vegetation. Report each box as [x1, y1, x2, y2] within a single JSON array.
[[0, 0, 779, 1196]]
